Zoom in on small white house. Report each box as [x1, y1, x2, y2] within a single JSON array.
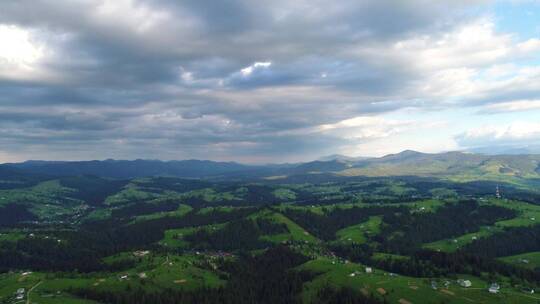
[[458, 279, 472, 288], [488, 283, 500, 294], [16, 288, 25, 300], [365, 267, 373, 274]]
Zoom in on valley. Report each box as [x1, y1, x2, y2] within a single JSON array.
[[1, 153, 540, 303]]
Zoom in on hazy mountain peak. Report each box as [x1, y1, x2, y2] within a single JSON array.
[[381, 150, 425, 159], [317, 154, 370, 162]]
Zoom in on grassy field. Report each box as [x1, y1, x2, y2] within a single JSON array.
[[272, 188, 297, 201], [252, 210, 319, 243], [404, 199, 447, 212], [161, 224, 226, 249], [0, 180, 85, 221], [0, 231, 25, 242], [182, 188, 238, 203], [423, 198, 540, 252], [0, 252, 226, 303], [335, 216, 382, 244], [488, 199, 540, 228], [499, 252, 540, 270], [132, 203, 193, 223], [0, 272, 97, 304], [298, 258, 540, 304], [104, 183, 156, 205], [423, 226, 502, 252]]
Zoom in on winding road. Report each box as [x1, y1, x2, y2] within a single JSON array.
[[26, 281, 42, 304]]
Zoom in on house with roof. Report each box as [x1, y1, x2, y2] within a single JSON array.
[[457, 279, 471, 288], [16, 288, 25, 300], [488, 283, 500, 294]]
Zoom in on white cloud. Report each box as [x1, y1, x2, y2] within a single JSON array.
[[0, 24, 46, 80], [0, 25, 43, 64], [318, 116, 412, 140], [93, 0, 174, 34], [240, 62, 272, 77], [480, 99, 540, 113], [456, 122, 540, 149], [385, 18, 512, 73], [517, 38, 540, 53], [364, 18, 540, 103], [0, 1, 539, 161]]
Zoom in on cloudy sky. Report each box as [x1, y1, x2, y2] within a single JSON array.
[[1, 0, 539, 163]]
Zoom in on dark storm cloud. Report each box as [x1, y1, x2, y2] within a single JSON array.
[[0, 0, 492, 161]]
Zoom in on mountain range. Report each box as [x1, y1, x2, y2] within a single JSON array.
[[1, 151, 540, 186]]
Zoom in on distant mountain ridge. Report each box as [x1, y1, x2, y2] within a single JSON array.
[[317, 154, 371, 162], [2, 151, 540, 183], [339, 150, 540, 181], [4, 159, 255, 179]]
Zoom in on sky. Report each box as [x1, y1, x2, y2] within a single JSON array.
[[0, 0, 540, 163]]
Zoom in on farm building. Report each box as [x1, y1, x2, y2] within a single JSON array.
[[488, 283, 500, 294], [15, 288, 25, 300], [457, 279, 471, 288]]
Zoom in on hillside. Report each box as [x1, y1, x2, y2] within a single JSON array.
[[2, 169, 540, 303]]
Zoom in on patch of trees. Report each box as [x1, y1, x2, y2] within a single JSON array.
[[282, 206, 406, 240], [256, 217, 289, 234], [414, 250, 540, 282], [0, 204, 37, 227], [181, 185, 284, 207], [239, 185, 280, 205], [461, 224, 540, 258], [111, 201, 179, 218], [498, 188, 540, 205], [0, 237, 106, 273], [376, 200, 516, 253], [331, 243, 447, 278], [0, 207, 258, 272], [59, 176, 129, 206], [184, 218, 288, 251], [332, 243, 540, 283], [292, 193, 355, 207], [134, 177, 213, 194], [359, 196, 429, 205], [0, 165, 44, 190], [315, 286, 383, 304]]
